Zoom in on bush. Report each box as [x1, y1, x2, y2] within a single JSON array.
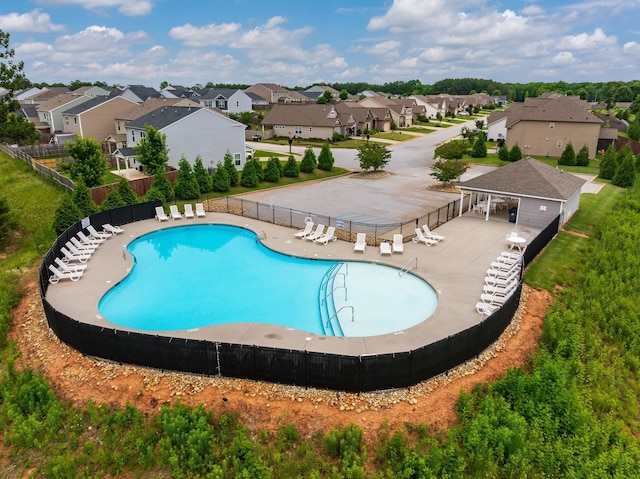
[[144, 186, 166, 203], [612, 149, 637, 188], [558, 143, 576, 166], [498, 145, 509, 162], [576, 145, 590, 167], [240, 159, 261, 188], [52, 195, 82, 235], [212, 161, 231, 192], [193, 155, 212, 194], [151, 172, 173, 202], [0, 196, 12, 249], [173, 157, 200, 200], [71, 181, 97, 217], [430, 159, 469, 183], [599, 144, 618, 179], [317, 142, 334, 171], [470, 132, 487, 158], [223, 151, 239, 186], [263, 157, 281, 182], [100, 189, 125, 212], [434, 141, 468, 160], [283, 155, 300, 178], [508, 144, 522, 162], [300, 147, 317, 173], [117, 178, 138, 205]]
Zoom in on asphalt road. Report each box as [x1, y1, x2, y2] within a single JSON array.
[[242, 119, 480, 223]]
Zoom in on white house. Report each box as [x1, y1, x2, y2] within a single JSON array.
[[196, 88, 253, 114], [125, 106, 247, 171]]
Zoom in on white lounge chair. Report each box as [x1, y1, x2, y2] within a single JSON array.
[[314, 226, 337, 245], [485, 271, 519, 287], [78, 230, 104, 245], [169, 204, 183, 220], [155, 206, 169, 222], [476, 301, 498, 315], [294, 222, 314, 239], [48, 264, 83, 284], [412, 228, 438, 246], [195, 203, 206, 217], [305, 224, 325, 242], [422, 225, 445, 242], [379, 242, 392, 255], [87, 224, 111, 240], [54, 257, 87, 272], [102, 223, 124, 235], [486, 266, 520, 279], [69, 238, 97, 253], [60, 246, 90, 263], [480, 290, 514, 305], [392, 234, 404, 254], [483, 281, 518, 295], [353, 233, 366, 252], [183, 204, 195, 219]]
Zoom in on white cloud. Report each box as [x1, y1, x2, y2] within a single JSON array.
[[368, 40, 402, 58], [520, 4, 546, 16], [15, 41, 55, 58], [0, 9, 65, 33], [623, 41, 640, 52], [54, 26, 150, 52], [169, 23, 242, 47], [557, 28, 617, 50], [35, 0, 152, 16], [552, 51, 577, 65]]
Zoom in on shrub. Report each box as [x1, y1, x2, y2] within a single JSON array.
[[144, 186, 166, 203], [430, 159, 469, 183], [576, 145, 590, 167], [283, 155, 300, 178], [0, 196, 12, 249], [470, 132, 487, 158], [52, 195, 82, 235], [212, 161, 230, 192], [263, 157, 281, 182], [100, 189, 125, 212], [498, 145, 509, 162], [193, 155, 212, 193], [508, 144, 522, 162], [612, 149, 637, 188], [300, 147, 317, 173], [173, 157, 200, 200], [317, 142, 334, 171], [434, 141, 468, 160], [151, 172, 173, 202], [117, 178, 138, 205], [558, 143, 576, 166], [223, 151, 239, 186], [72, 181, 97, 217], [240, 159, 260, 188]]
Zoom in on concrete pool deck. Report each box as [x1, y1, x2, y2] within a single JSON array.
[[45, 212, 539, 356]]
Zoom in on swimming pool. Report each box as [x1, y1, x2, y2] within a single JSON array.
[[98, 224, 438, 336]]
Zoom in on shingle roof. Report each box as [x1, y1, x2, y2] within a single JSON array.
[[505, 96, 602, 127], [262, 104, 347, 127], [63, 96, 112, 115], [460, 157, 586, 200], [126, 105, 202, 130], [36, 93, 88, 111]]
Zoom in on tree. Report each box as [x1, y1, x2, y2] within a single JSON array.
[[471, 132, 487, 158], [576, 145, 590, 167], [240, 158, 261, 188], [223, 151, 239, 186], [149, 172, 173, 202], [0, 30, 27, 125], [67, 136, 107, 188], [211, 161, 230, 192], [0, 112, 40, 145], [100, 189, 125, 212], [193, 156, 212, 194], [283, 155, 300, 178], [430, 159, 469, 184], [498, 145, 509, 162], [356, 142, 391, 171], [173, 157, 200, 200], [53, 195, 82, 235], [134, 125, 169, 175], [117, 177, 138, 205], [317, 142, 334, 171], [434, 141, 469, 160], [339, 89, 349, 101], [599, 143, 618, 180], [558, 143, 576, 166], [0, 196, 13, 250], [300, 147, 317, 173], [508, 144, 522, 162], [317, 90, 333, 104], [612, 148, 636, 188], [628, 118, 640, 142], [263, 157, 281, 182], [72, 182, 97, 217]]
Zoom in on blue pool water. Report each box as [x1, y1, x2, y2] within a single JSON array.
[[98, 224, 438, 336]]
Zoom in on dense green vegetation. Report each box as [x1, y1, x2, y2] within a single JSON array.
[[1, 150, 640, 476]]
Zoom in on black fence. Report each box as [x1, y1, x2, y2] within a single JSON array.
[[39, 203, 556, 392]]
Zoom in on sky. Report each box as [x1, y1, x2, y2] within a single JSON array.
[[1, 0, 640, 89]]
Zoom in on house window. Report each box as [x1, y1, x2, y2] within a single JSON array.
[[73, 118, 77, 124], [140, 131, 145, 138], [64, 117, 69, 125], [557, 140, 563, 148], [234, 153, 241, 166], [204, 100, 212, 107], [549, 122, 555, 129], [131, 131, 135, 142], [294, 126, 302, 134]]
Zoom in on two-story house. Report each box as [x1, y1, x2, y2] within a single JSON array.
[[261, 104, 357, 140], [195, 88, 253, 114]]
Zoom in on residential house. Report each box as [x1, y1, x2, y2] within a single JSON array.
[[487, 93, 604, 158], [71, 85, 112, 98], [117, 85, 162, 103], [245, 83, 310, 105], [108, 98, 200, 152], [358, 96, 414, 127], [61, 96, 139, 146], [14, 87, 46, 101], [124, 106, 247, 171], [195, 88, 253, 113], [261, 104, 357, 140], [246, 91, 269, 110], [21, 87, 70, 105], [36, 93, 93, 133], [333, 102, 392, 134]]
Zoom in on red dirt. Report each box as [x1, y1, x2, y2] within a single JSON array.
[[9, 276, 552, 438]]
